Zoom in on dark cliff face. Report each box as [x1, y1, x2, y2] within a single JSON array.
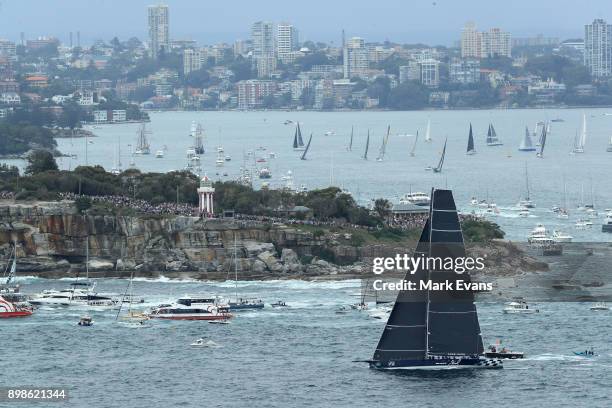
[[0, 204, 368, 279]]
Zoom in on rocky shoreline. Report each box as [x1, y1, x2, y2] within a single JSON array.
[[0, 200, 547, 282]]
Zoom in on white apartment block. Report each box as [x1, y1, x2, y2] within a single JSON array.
[[148, 4, 170, 59], [251, 21, 275, 58], [183, 48, 202, 76], [461, 23, 511, 58], [343, 37, 369, 79], [585, 19, 612, 77], [277, 23, 299, 63]]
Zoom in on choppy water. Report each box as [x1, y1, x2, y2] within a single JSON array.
[[3, 108, 612, 241], [2, 277, 612, 408]]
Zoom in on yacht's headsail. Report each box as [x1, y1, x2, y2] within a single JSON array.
[[1, 243, 17, 286], [432, 137, 447, 173], [363, 130, 370, 160], [573, 114, 586, 153], [300, 134, 312, 160], [607, 136, 612, 152], [486, 123, 503, 146], [292, 126, 299, 149], [519, 126, 536, 151], [425, 119, 432, 142], [466, 124, 475, 154], [370, 189, 489, 370], [410, 131, 419, 157], [297, 123, 304, 147], [376, 125, 390, 161], [537, 124, 547, 158]]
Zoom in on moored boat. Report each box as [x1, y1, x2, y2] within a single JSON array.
[[503, 301, 538, 314], [0, 296, 33, 318], [148, 303, 231, 320]]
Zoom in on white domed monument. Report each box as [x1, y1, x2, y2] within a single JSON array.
[[197, 175, 215, 217]]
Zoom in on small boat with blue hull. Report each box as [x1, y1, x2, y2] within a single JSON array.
[[366, 189, 502, 370], [228, 298, 264, 311]]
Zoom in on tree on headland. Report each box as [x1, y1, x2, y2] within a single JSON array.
[[373, 198, 392, 220], [25, 151, 58, 175]]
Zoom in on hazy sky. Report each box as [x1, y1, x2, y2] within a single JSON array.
[[0, 0, 610, 46]]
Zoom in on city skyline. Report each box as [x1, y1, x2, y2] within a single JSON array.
[[0, 0, 611, 46]]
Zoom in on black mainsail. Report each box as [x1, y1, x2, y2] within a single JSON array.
[[466, 124, 475, 154], [300, 134, 312, 160], [348, 126, 353, 151], [432, 138, 447, 173], [293, 123, 305, 150], [369, 189, 498, 370], [363, 130, 370, 160]]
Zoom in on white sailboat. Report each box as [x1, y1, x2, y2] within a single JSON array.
[[134, 123, 151, 155], [519, 126, 537, 151], [424, 119, 432, 142], [572, 113, 586, 153], [517, 163, 535, 208], [607, 136, 612, 152]]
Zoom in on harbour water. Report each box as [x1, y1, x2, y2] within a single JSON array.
[[4, 108, 610, 242], [2, 277, 611, 408]]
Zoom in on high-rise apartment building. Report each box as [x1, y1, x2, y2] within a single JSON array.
[[277, 23, 299, 63], [461, 23, 511, 58], [183, 48, 202, 76], [251, 21, 275, 58], [585, 19, 612, 77], [343, 37, 369, 79], [148, 4, 169, 59]]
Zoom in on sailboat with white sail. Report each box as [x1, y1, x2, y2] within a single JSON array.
[[363, 130, 370, 160], [486, 123, 503, 146], [424, 119, 432, 142], [517, 163, 535, 208], [466, 123, 476, 155], [572, 113, 586, 153], [432, 138, 447, 173], [300, 134, 312, 160], [1, 240, 27, 303], [410, 130, 419, 157], [365, 189, 502, 370], [519, 126, 537, 151], [607, 136, 612, 152], [376, 125, 390, 162], [292, 123, 306, 151], [190, 121, 205, 155], [134, 123, 151, 155]]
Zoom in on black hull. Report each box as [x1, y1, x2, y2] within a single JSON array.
[[369, 357, 502, 370], [602, 224, 612, 233]]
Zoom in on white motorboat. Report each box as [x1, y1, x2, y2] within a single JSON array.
[[528, 224, 548, 243], [148, 303, 231, 321], [503, 301, 538, 314], [552, 230, 573, 243], [518, 209, 530, 217], [30, 282, 118, 308], [155, 150, 164, 158], [589, 302, 609, 311], [225, 155, 231, 161], [399, 192, 431, 207]]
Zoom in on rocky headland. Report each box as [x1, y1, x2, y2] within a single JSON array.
[[0, 200, 547, 281]]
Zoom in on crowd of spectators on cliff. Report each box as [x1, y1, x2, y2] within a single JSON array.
[[5, 190, 483, 232], [58, 192, 198, 216]]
